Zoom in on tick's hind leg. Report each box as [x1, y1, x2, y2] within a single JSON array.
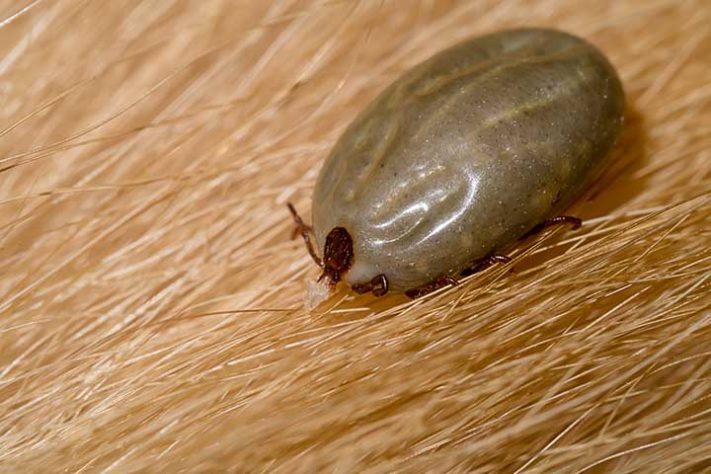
[[405, 275, 458, 299], [352, 274, 389, 297], [287, 202, 323, 267], [460, 254, 511, 277], [527, 215, 582, 236]]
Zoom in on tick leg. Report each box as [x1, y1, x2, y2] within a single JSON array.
[[405, 275, 458, 299], [527, 215, 582, 236], [287, 202, 323, 268], [352, 274, 389, 297], [460, 254, 511, 277]]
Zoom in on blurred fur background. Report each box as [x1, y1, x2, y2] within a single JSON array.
[[0, 0, 709, 472]]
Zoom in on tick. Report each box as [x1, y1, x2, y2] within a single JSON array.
[[289, 28, 624, 299]]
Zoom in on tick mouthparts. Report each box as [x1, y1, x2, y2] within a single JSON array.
[[320, 226, 354, 285], [317, 271, 336, 285]]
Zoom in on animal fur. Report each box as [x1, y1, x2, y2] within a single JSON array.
[[0, 0, 708, 472]]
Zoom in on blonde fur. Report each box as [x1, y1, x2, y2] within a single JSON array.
[[0, 1, 709, 472]]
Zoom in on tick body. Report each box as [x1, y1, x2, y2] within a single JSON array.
[[294, 28, 624, 296]]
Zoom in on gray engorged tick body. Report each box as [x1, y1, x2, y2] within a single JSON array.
[[292, 27, 625, 297]]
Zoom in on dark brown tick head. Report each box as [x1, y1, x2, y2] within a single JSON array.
[[319, 227, 354, 285]]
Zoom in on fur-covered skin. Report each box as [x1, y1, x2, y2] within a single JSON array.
[[0, 1, 708, 472]]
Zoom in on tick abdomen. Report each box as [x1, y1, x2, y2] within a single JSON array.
[[312, 28, 624, 291]]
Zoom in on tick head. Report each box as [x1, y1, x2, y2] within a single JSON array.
[[319, 226, 354, 285]]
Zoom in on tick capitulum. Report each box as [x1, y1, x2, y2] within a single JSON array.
[[288, 203, 357, 288]]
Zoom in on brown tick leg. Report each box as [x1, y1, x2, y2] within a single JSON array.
[[527, 215, 582, 236], [405, 275, 458, 299], [287, 202, 323, 268], [461, 254, 511, 277], [352, 274, 389, 297]]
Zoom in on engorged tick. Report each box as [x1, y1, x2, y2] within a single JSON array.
[[288, 28, 625, 299]]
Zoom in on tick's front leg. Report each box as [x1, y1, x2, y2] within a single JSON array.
[[287, 202, 323, 268]]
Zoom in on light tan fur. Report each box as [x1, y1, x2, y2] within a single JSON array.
[[0, 1, 708, 472]]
